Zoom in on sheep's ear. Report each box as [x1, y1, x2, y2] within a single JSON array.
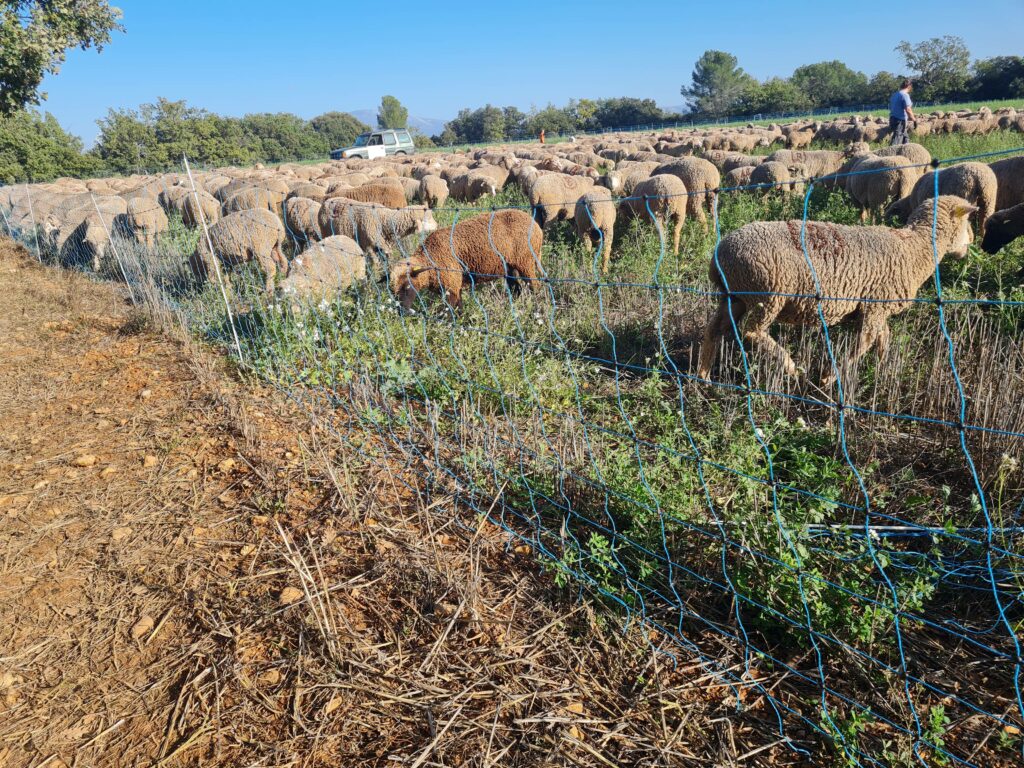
[[953, 203, 978, 218]]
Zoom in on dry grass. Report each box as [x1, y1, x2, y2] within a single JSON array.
[[0, 238, 812, 766]]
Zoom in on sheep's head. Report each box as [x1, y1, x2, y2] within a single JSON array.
[[413, 207, 438, 234], [600, 172, 623, 193], [844, 141, 871, 158], [910, 196, 978, 258], [389, 254, 437, 310], [980, 207, 1018, 255]]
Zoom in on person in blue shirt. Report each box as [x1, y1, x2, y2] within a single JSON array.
[[889, 79, 916, 146]]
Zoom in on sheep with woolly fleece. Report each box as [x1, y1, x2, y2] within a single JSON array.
[[59, 215, 112, 272], [277, 235, 367, 304], [651, 157, 720, 230], [749, 161, 807, 195], [187, 208, 286, 294], [125, 195, 169, 248], [980, 202, 1024, 254], [182, 190, 221, 229], [989, 156, 1024, 211], [222, 186, 287, 216], [397, 176, 420, 203], [450, 170, 500, 203], [883, 162, 997, 237], [418, 175, 449, 208], [317, 197, 437, 255], [389, 209, 544, 312], [766, 149, 846, 186], [284, 197, 323, 250], [722, 154, 764, 174], [574, 189, 618, 273], [158, 185, 191, 215], [333, 182, 407, 209], [724, 166, 756, 190], [844, 154, 918, 222], [288, 182, 328, 203], [529, 173, 595, 228], [697, 196, 978, 382], [621, 175, 688, 256]]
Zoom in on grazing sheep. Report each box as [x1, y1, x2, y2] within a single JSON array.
[[989, 156, 1024, 211], [574, 189, 618, 273], [749, 161, 807, 195], [284, 196, 323, 250], [980, 202, 1024, 254], [335, 182, 406, 209], [318, 197, 437, 255], [158, 185, 191, 215], [188, 208, 286, 293], [529, 174, 595, 228], [697, 196, 978, 382], [182, 190, 221, 229], [722, 154, 764, 174], [397, 176, 420, 203], [724, 166, 756, 190], [287, 182, 328, 203], [125, 195, 169, 248], [450, 169, 500, 203], [766, 149, 846, 186], [622, 175, 688, 256], [222, 186, 287, 216], [277, 235, 367, 303], [845, 154, 918, 222], [60, 214, 112, 272], [418, 175, 449, 208], [651, 157, 719, 230], [390, 209, 544, 311], [884, 162, 997, 237]]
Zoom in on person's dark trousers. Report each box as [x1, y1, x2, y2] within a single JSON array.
[[889, 117, 909, 145]]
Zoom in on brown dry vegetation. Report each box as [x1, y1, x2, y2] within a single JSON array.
[[0, 238, 814, 767]]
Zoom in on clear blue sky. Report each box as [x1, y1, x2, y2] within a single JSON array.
[[38, 0, 1024, 145]]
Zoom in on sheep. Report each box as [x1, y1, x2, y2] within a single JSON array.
[[621, 175, 687, 256], [989, 156, 1024, 211], [389, 209, 544, 312], [335, 182, 406, 209], [188, 208, 286, 294], [318, 197, 437, 256], [883, 162, 997, 237], [651, 157, 719, 230], [125, 195, 169, 248], [418, 175, 449, 208], [766, 149, 846, 186], [283, 196, 323, 250], [749, 161, 807, 195], [844, 154, 918, 222], [277, 235, 367, 304], [60, 214, 112, 272], [697, 196, 978, 383], [222, 186, 287, 216], [397, 176, 420, 203], [158, 185, 191, 215], [529, 174, 595, 228], [980, 203, 1024, 254], [450, 169, 500, 202], [287, 182, 328, 203], [182, 189, 221, 229], [724, 166, 756, 190], [574, 189, 617, 273], [722, 154, 764, 174]]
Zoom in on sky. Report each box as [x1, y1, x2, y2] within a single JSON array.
[[37, 0, 1024, 146]]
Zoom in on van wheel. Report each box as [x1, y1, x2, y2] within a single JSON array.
[[395, 151, 407, 156]]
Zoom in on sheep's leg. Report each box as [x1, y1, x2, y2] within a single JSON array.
[[671, 218, 682, 256], [742, 297, 798, 378], [601, 227, 614, 274], [506, 267, 523, 298], [697, 299, 746, 380]]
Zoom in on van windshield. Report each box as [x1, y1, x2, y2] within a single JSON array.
[[352, 133, 371, 147]]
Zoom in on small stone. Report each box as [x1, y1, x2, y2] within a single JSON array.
[[112, 526, 132, 541], [32, 480, 49, 490], [143, 455, 158, 468], [99, 466, 117, 479], [71, 454, 97, 467], [324, 696, 343, 715], [140, 389, 152, 400], [130, 615, 154, 640], [279, 587, 304, 606], [259, 669, 282, 685], [217, 458, 236, 473]]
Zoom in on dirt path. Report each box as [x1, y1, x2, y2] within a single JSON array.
[[0, 240, 794, 767]]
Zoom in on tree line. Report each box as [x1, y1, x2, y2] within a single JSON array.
[[437, 38, 1024, 144]]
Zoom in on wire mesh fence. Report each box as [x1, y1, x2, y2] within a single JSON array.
[[2, 142, 1024, 766]]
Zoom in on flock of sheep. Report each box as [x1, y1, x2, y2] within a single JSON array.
[[1, 104, 1022, 381]]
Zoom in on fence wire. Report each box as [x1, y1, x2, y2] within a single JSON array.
[[3, 143, 1024, 767]]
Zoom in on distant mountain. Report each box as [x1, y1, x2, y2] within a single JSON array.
[[347, 110, 448, 138], [659, 104, 691, 117]]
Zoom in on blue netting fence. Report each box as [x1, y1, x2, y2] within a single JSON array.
[[2, 144, 1023, 766]]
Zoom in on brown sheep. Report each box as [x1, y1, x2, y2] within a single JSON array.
[[182, 190, 221, 229], [222, 186, 287, 216], [337, 182, 407, 209], [390, 209, 544, 312], [284, 196, 323, 250]]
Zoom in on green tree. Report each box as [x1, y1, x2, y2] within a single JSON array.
[[527, 104, 575, 136], [895, 35, 971, 102], [238, 112, 327, 162], [864, 71, 904, 105], [502, 106, 528, 139], [0, 109, 100, 183], [737, 78, 813, 116], [309, 111, 371, 151], [681, 50, 756, 118], [593, 97, 668, 129], [409, 129, 434, 149], [969, 56, 1024, 100], [790, 60, 869, 108], [377, 95, 408, 129], [0, 0, 123, 116]]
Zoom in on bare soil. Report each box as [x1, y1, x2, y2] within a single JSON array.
[[0, 239, 803, 767]]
